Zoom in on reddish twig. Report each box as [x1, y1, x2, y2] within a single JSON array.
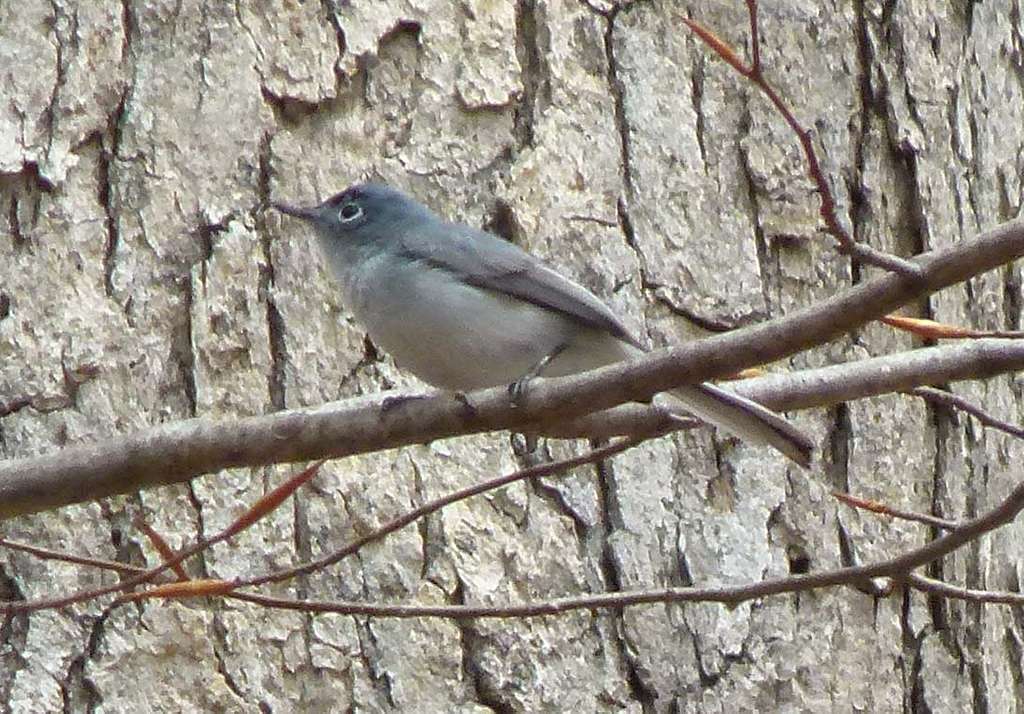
[[223, 460, 325, 539], [683, 7, 923, 278], [135, 518, 190, 581], [883, 314, 1024, 340], [833, 492, 960, 531], [746, 0, 761, 73], [0, 462, 325, 613], [121, 578, 240, 604]]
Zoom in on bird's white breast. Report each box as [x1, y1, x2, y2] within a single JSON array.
[[319, 235, 633, 391]]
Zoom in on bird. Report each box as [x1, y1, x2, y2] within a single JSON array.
[[273, 183, 812, 466]]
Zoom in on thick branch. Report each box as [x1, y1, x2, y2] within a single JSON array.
[[553, 338, 1024, 438], [738, 338, 1024, 411]]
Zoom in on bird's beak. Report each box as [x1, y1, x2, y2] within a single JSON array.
[[272, 201, 320, 222]]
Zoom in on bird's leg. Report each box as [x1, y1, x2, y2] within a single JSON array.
[[509, 344, 567, 406]]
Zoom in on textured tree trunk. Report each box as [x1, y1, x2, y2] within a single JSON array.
[[1, 0, 1023, 711]]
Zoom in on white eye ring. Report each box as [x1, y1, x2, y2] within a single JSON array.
[[339, 202, 362, 222]]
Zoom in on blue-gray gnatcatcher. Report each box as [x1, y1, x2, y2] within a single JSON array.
[[274, 183, 812, 466]]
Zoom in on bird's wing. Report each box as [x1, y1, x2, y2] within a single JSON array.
[[397, 222, 644, 349]]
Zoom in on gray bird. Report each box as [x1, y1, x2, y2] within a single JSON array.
[[274, 183, 812, 466]]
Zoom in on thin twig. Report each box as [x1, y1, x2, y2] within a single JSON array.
[[683, 6, 923, 278], [833, 492, 961, 531], [0, 534, 220, 614], [0, 537, 151, 577], [236, 432, 663, 589], [206, 477, 1024, 616], [0, 433, 662, 612], [907, 573, 1024, 606], [911, 386, 1024, 440], [108, 459, 1024, 619], [10, 419, 1024, 617], [135, 518, 190, 581], [0, 464, 324, 613]]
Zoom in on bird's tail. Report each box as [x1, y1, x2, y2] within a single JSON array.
[[549, 338, 812, 466], [665, 382, 813, 467]]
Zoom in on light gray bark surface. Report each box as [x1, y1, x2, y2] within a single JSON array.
[[1, 0, 1022, 711]]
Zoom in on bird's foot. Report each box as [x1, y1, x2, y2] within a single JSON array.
[[508, 375, 531, 407]]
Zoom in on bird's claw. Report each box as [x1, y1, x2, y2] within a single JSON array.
[[508, 376, 531, 407]]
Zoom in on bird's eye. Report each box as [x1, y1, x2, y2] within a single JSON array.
[[339, 202, 362, 222]]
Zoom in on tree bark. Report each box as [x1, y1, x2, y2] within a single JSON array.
[[1, 0, 1022, 711]]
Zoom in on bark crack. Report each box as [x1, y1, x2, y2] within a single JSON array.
[[899, 589, 929, 714], [849, 0, 880, 287], [0, 565, 28, 714], [42, 0, 67, 162], [594, 454, 658, 711], [257, 132, 288, 412], [0, 356, 99, 420], [603, 5, 634, 195], [735, 98, 779, 318], [177, 274, 199, 418], [1004, 568, 1024, 705], [828, 403, 852, 494], [355, 620, 398, 708], [513, 0, 550, 149], [689, 54, 709, 171], [182, 481, 212, 594], [97, 0, 136, 302], [210, 614, 249, 706], [319, 0, 349, 88], [457, 611, 515, 713], [196, 2, 213, 113], [61, 609, 108, 714], [99, 90, 130, 302]]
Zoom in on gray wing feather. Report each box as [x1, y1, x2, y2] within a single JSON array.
[[392, 216, 812, 467], [397, 222, 644, 349]]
